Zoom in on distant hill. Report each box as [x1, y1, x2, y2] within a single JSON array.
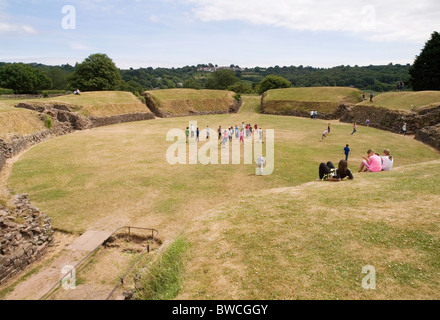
[[1, 61, 411, 93]]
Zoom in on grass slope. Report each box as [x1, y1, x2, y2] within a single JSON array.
[[144, 89, 236, 116], [264, 87, 363, 114], [18, 91, 150, 117], [179, 159, 440, 299], [357, 91, 440, 111]]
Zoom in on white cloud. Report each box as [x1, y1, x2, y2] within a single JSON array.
[[70, 42, 92, 51], [0, 22, 37, 34], [186, 0, 440, 42]]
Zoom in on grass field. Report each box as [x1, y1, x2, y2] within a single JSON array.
[[263, 87, 363, 114], [17, 91, 150, 117], [5, 94, 440, 299], [357, 91, 440, 111], [144, 89, 236, 116]]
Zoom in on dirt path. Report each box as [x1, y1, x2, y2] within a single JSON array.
[[0, 150, 28, 200]]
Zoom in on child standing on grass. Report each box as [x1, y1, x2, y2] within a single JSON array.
[[259, 128, 264, 143], [256, 155, 265, 176], [344, 144, 351, 161], [351, 122, 357, 135], [206, 125, 210, 140], [221, 130, 229, 148], [185, 127, 189, 144], [196, 127, 200, 142], [328, 123, 331, 133], [240, 129, 244, 144]]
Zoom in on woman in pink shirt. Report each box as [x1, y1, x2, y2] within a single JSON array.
[[358, 149, 382, 172]]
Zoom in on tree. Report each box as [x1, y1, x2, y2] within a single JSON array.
[[228, 81, 253, 94], [68, 53, 122, 91], [409, 31, 440, 91], [0, 63, 52, 94], [205, 69, 239, 90], [183, 77, 202, 89], [256, 75, 291, 94]]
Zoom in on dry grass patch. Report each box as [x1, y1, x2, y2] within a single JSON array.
[[18, 91, 150, 117], [0, 109, 45, 141], [144, 89, 236, 116]]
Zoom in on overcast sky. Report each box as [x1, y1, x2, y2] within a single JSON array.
[[0, 0, 439, 69]]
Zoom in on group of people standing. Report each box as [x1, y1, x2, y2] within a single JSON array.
[[218, 122, 264, 148], [185, 122, 264, 146]]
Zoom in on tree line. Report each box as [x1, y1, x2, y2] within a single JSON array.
[[1, 31, 439, 95]]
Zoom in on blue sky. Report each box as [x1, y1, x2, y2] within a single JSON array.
[[0, 0, 439, 69]]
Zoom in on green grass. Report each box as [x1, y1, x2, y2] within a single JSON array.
[[357, 91, 440, 111], [5, 94, 440, 299], [8, 96, 439, 234], [179, 159, 440, 299], [135, 236, 190, 300]]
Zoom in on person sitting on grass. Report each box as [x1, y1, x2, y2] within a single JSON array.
[[318, 160, 354, 181], [358, 149, 382, 172], [381, 149, 394, 171]]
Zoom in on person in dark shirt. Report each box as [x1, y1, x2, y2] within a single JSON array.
[[318, 160, 354, 181], [344, 144, 351, 161]]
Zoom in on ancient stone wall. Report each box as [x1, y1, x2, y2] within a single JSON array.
[[0, 194, 53, 285], [416, 125, 440, 151], [89, 112, 155, 127]]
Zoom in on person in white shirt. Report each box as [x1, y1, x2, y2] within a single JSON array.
[[381, 149, 394, 171], [190, 124, 195, 139], [206, 125, 210, 140], [256, 155, 265, 175]]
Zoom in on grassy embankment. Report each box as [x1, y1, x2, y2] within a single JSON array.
[[357, 91, 440, 112], [263, 87, 363, 115], [17, 91, 151, 117], [144, 89, 237, 116]]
